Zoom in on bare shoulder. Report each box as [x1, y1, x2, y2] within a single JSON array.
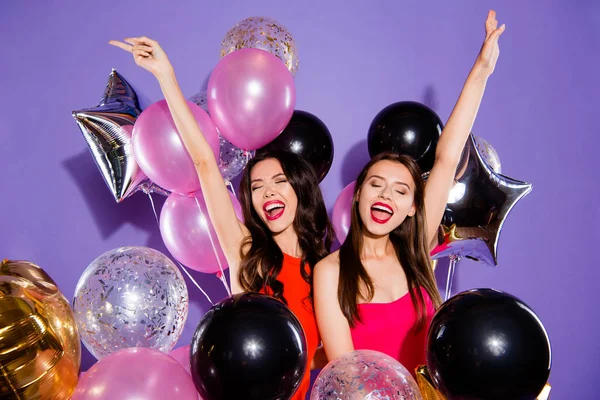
[[314, 250, 341, 279]]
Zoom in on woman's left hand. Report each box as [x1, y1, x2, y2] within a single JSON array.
[[476, 10, 506, 76]]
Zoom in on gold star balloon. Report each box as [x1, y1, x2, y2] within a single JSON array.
[[431, 134, 532, 266], [0, 260, 81, 399]]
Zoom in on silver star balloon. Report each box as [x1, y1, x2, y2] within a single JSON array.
[[72, 69, 166, 202], [431, 134, 532, 266]]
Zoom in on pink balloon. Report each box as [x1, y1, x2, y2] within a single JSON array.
[[332, 181, 356, 244], [72, 348, 198, 400], [208, 48, 296, 150], [132, 99, 219, 194], [169, 345, 191, 375], [160, 189, 244, 273]]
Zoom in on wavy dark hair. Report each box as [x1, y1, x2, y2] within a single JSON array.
[[339, 152, 442, 330], [238, 149, 335, 304]]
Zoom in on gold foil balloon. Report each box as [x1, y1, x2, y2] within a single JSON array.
[[220, 16, 299, 76], [415, 365, 446, 400], [0, 259, 81, 399]]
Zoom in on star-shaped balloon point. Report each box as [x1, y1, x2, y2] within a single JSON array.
[[431, 134, 532, 266], [72, 69, 164, 202]]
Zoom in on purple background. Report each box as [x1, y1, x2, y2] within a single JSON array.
[[1, 1, 597, 398]]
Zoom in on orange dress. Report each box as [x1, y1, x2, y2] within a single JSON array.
[[261, 253, 319, 400]]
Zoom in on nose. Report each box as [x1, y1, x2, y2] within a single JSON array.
[[263, 184, 276, 198], [378, 185, 392, 200]]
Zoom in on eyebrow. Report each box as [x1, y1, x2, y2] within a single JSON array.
[[367, 174, 411, 189], [251, 173, 286, 184]]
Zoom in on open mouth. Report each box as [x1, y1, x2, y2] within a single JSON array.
[[370, 202, 393, 224], [263, 200, 285, 221]]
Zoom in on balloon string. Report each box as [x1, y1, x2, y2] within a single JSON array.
[[193, 196, 232, 297], [226, 181, 236, 197], [445, 256, 460, 301], [145, 192, 214, 305]]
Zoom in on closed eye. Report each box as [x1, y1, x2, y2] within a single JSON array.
[[251, 186, 263, 191], [275, 179, 287, 184]]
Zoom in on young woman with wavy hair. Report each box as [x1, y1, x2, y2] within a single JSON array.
[[110, 37, 333, 399]]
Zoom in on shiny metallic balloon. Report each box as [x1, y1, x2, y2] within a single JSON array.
[[311, 350, 422, 400], [474, 135, 501, 173], [415, 365, 446, 400], [432, 134, 532, 266], [72, 69, 166, 202], [0, 260, 81, 399], [220, 16, 299, 76], [73, 246, 188, 360]]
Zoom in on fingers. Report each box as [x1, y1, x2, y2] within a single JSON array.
[[485, 10, 498, 37], [125, 36, 158, 47], [133, 49, 151, 58], [108, 40, 133, 53], [488, 24, 506, 42], [133, 44, 153, 53]]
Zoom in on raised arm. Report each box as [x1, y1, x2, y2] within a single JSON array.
[[424, 10, 505, 245], [109, 37, 248, 293], [313, 253, 355, 361]]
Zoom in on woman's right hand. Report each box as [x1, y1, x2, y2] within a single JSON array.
[[109, 36, 173, 78]]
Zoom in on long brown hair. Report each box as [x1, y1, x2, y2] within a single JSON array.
[[238, 150, 335, 304], [338, 152, 442, 330]]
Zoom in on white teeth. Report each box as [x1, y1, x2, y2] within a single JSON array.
[[372, 205, 393, 214], [265, 203, 284, 212]]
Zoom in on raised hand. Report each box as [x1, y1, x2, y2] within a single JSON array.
[[109, 36, 172, 77], [476, 10, 505, 76]]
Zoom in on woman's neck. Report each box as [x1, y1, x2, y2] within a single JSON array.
[[361, 230, 393, 260], [273, 225, 301, 258]]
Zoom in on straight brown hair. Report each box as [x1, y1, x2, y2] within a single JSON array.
[[338, 152, 442, 330]]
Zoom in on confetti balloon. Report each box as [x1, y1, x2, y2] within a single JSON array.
[[218, 134, 254, 183], [474, 135, 501, 173], [0, 260, 81, 400], [311, 350, 423, 400], [189, 90, 254, 182], [73, 246, 188, 360], [220, 16, 299, 76]]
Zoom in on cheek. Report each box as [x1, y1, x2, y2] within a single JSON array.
[[251, 193, 262, 215]]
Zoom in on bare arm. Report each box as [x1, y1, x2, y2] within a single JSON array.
[[424, 10, 505, 245], [109, 37, 248, 293], [313, 252, 355, 361]]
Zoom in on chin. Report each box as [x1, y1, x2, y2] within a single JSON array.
[[363, 222, 395, 237], [264, 218, 294, 234]]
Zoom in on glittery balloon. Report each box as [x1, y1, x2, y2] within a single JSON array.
[[218, 134, 254, 182], [474, 135, 501, 173], [73, 246, 188, 360], [189, 90, 254, 182], [311, 350, 423, 400], [189, 91, 208, 112], [220, 16, 299, 76]]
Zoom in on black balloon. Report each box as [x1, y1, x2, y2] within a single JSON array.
[[190, 293, 307, 400], [259, 110, 334, 181], [367, 101, 443, 175], [427, 289, 551, 400]]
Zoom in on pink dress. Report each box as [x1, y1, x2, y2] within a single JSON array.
[[350, 287, 435, 376]]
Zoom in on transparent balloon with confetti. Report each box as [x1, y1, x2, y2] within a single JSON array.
[[189, 90, 254, 184], [220, 16, 299, 76], [73, 246, 189, 360], [311, 350, 423, 400]]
